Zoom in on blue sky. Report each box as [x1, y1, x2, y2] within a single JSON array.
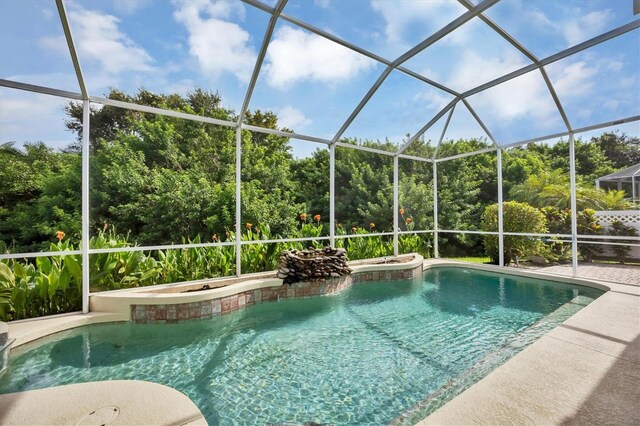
[[0, 0, 638, 159]]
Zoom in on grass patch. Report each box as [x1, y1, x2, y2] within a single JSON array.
[[445, 256, 492, 264]]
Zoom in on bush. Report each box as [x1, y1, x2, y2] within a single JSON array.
[[576, 208, 603, 262], [608, 220, 639, 264], [540, 207, 604, 262], [482, 201, 547, 265]]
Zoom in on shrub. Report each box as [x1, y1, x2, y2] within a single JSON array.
[[482, 201, 547, 265], [540, 207, 603, 262], [576, 208, 603, 262], [608, 220, 639, 264]]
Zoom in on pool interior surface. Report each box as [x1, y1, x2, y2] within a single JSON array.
[[0, 268, 603, 425]]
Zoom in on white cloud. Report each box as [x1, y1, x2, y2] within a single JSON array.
[[551, 61, 597, 98], [412, 89, 450, 111], [173, 0, 255, 83], [41, 5, 155, 75], [370, 0, 462, 44], [447, 49, 528, 92], [263, 26, 375, 89], [0, 88, 74, 149], [276, 106, 312, 130], [468, 69, 558, 126], [314, 0, 331, 8], [563, 9, 613, 46]]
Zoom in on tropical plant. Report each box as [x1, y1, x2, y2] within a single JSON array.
[[0, 242, 82, 321], [511, 170, 634, 211], [482, 201, 548, 265], [607, 220, 639, 264], [576, 209, 604, 262]]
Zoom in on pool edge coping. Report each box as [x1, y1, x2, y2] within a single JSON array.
[[0, 380, 206, 426]]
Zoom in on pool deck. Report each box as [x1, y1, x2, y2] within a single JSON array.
[[419, 260, 640, 425], [0, 380, 206, 425], [539, 262, 640, 286]]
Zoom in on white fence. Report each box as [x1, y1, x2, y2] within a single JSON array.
[[593, 210, 640, 260]]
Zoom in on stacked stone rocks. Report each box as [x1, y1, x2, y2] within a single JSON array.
[[277, 247, 351, 284]]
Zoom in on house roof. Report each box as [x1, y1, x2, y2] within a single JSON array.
[[597, 163, 640, 182]]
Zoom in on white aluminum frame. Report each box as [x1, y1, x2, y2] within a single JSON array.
[[1, 0, 638, 312]]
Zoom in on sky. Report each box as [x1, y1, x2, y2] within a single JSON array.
[[0, 0, 638, 159]]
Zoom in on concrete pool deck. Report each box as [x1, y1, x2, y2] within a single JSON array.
[[0, 380, 206, 425], [419, 260, 640, 425]]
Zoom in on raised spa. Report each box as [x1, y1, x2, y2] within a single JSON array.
[[0, 267, 603, 425]]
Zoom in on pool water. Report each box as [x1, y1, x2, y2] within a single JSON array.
[[0, 268, 602, 425]]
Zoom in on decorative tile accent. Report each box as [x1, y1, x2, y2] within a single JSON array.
[[130, 263, 422, 323], [212, 299, 221, 315]]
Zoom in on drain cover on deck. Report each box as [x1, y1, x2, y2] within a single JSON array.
[[76, 406, 120, 426]]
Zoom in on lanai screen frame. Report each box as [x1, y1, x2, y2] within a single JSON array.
[[1, 0, 639, 313]]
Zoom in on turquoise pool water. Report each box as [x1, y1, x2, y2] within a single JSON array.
[[0, 268, 602, 425]]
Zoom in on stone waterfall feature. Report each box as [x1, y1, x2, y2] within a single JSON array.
[[277, 247, 351, 284]]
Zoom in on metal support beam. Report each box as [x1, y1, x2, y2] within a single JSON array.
[[393, 156, 399, 256], [433, 162, 439, 258], [433, 103, 457, 160], [398, 153, 433, 163], [330, 144, 336, 247], [462, 99, 498, 147], [0, 79, 83, 100], [457, 0, 575, 141], [497, 148, 504, 267], [392, 0, 500, 66], [569, 133, 579, 277], [332, 66, 393, 143], [56, 0, 88, 99], [334, 141, 396, 156], [241, 0, 462, 98], [438, 115, 640, 158], [332, 0, 500, 144], [237, 0, 288, 125], [397, 98, 458, 155], [91, 96, 237, 128], [235, 127, 242, 276], [539, 67, 572, 132], [458, 0, 537, 62], [462, 20, 640, 99], [241, 124, 330, 145], [81, 100, 90, 313], [436, 146, 497, 162]]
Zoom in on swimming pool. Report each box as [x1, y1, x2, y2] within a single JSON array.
[[0, 267, 603, 425]]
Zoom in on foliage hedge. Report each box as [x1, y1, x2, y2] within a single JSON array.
[[482, 201, 548, 265], [0, 224, 431, 321]]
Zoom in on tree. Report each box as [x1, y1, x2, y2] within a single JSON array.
[[593, 132, 640, 170], [510, 169, 634, 211], [435, 139, 496, 256]]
